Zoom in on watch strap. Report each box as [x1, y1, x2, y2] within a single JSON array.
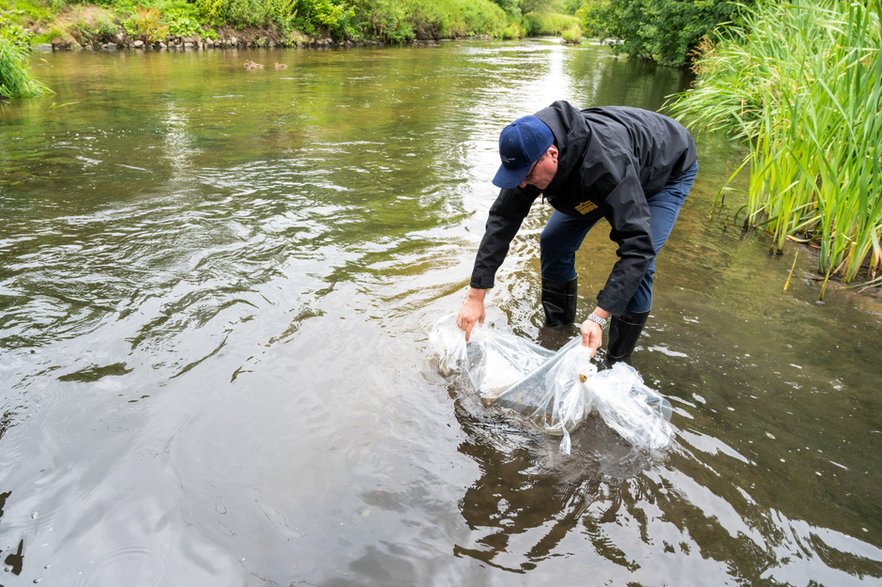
[[586, 313, 608, 329]]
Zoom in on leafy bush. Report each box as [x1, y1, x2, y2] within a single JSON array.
[[524, 10, 580, 36], [406, 0, 506, 40], [490, 0, 519, 17], [123, 7, 168, 41], [344, 0, 505, 43], [157, 1, 214, 38], [560, 22, 581, 43], [286, 0, 351, 36], [7, 0, 513, 45], [196, 0, 285, 27], [166, 16, 198, 37], [500, 20, 523, 39], [71, 7, 120, 44], [452, 0, 507, 36], [219, 0, 352, 36], [1, 15, 33, 46], [40, 26, 71, 43], [577, 0, 753, 66], [347, 0, 414, 42]]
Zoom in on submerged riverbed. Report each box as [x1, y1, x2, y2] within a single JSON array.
[[1, 40, 881, 585]]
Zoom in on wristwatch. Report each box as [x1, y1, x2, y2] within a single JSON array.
[[586, 313, 609, 329]]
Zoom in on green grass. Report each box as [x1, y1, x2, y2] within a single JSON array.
[[667, 0, 882, 292], [0, 16, 52, 100], [523, 11, 581, 37], [0, 36, 51, 99]]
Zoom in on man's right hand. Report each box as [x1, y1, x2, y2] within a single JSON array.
[[456, 288, 487, 341]]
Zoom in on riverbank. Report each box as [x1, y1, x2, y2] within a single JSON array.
[[30, 8, 480, 53], [37, 24, 404, 53], [5, 0, 582, 53], [1, 0, 583, 100]]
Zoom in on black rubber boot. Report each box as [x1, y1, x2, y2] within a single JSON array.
[[604, 310, 650, 367], [541, 277, 578, 327]]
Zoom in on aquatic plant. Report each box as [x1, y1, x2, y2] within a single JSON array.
[[0, 25, 50, 100], [668, 0, 882, 292]]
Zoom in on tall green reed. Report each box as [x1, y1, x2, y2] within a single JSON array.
[[667, 0, 882, 292], [0, 32, 51, 100]]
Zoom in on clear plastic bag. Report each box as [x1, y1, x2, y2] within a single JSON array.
[[492, 337, 596, 454], [584, 362, 673, 451], [428, 314, 554, 402], [429, 314, 673, 454]]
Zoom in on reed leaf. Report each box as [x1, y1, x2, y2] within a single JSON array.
[[0, 36, 51, 100], [667, 0, 882, 291]]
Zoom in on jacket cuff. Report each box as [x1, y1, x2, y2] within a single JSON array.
[[470, 275, 495, 289], [596, 289, 627, 316]]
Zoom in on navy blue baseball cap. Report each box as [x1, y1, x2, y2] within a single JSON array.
[[492, 115, 554, 189]]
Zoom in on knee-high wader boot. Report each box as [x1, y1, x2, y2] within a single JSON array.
[[541, 277, 578, 327], [605, 310, 650, 366]]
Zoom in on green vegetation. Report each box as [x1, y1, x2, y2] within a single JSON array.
[[668, 0, 882, 292], [0, 16, 51, 100], [353, 0, 509, 42], [3, 0, 583, 48], [577, 0, 752, 67], [524, 10, 580, 40]]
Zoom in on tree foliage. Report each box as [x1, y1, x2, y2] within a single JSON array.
[[192, 0, 508, 40], [578, 0, 753, 66], [489, 0, 520, 16]]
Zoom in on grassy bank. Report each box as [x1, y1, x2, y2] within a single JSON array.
[[0, 36, 50, 99], [668, 0, 882, 293], [1, 11, 51, 99], [2, 0, 586, 49]]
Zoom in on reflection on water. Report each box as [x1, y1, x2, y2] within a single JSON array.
[[0, 40, 880, 586], [452, 388, 657, 573]]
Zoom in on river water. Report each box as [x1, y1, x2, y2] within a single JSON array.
[[1, 39, 880, 586]]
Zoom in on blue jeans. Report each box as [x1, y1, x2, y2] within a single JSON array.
[[540, 161, 698, 314]]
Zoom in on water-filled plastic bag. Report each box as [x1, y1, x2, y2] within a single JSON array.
[[430, 314, 673, 454]]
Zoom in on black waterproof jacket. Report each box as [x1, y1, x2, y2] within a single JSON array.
[[469, 101, 697, 316]]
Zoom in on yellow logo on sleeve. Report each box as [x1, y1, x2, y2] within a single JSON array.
[[575, 200, 598, 215]]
